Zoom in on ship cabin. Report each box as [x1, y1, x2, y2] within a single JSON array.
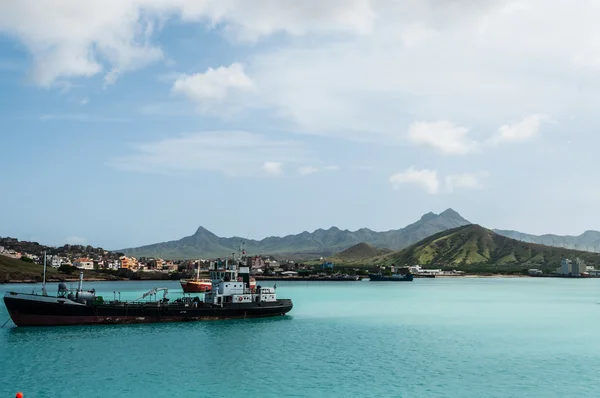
[[209, 258, 238, 283], [204, 263, 277, 306]]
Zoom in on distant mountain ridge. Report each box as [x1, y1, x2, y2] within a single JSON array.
[[118, 208, 471, 259], [493, 229, 600, 251]]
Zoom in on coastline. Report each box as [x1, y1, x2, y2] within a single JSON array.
[[4, 273, 594, 284], [2, 274, 521, 283]]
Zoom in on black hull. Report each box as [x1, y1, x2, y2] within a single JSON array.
[[3, 295, 293, 327], [368, 274, 414, 282], [255, 277, 361, 282]]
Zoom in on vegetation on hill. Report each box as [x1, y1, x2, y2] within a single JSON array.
[[0, 254, 60, 282], [0, 237, 122, 261], [377, 224, 600, 273], [326, 243, 392, 263], [119, 208, 470, 259], [0, 255, 125, 283]]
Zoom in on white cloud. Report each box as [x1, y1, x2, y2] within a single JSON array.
[[407, 121, 479, 155], [390, 168, 489, 194], [0, 1, 164, 87], [298, 166, 318, 176], [445, 172, 488, 192], [262, 161, 283, 176], [79, 98, 89, 105], [171, 63, 254, 108], [112, 131, 310, 176], [488, 114, 548, 145], [2, 1, 597, 154], [297, 165, 339, 176], [103, 68, 121, 88], [4, 0, 598, 142], [232, 1, 600, 143], [408, 115, 550, 155], [0, 0, 375, 87], [389, 167, 440, 194]]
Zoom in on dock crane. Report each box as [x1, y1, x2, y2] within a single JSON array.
[[132, 287, 169, 302]]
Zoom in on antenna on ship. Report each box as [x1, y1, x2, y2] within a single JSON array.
[[42, 251, 48, 296]]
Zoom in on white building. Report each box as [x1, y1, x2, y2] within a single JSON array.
[[409, 265, 442, 275], [48, 255, 66, 268], [589, 270, 600, 277], [560, 258, 572, 275], [572, 258, 586, 275], [73, 257, 94, 270], [559, 258, 587, 275], [528, 269, 543, 276]]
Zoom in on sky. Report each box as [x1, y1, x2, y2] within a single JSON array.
[[1, 0, 600, 250]]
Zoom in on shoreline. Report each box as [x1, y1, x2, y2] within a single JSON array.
[[3, 273, 595, 284]]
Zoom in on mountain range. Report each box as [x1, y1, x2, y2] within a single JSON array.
[[118, 208, 471, 259], [493, 229, 600, 251], [375, 224, 600, 272], [118, 208, 600, 260]]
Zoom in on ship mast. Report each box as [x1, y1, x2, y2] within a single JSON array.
[[41, 251, 48, 296]]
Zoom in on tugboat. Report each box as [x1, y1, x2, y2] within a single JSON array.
[[180, 264, 213, 293], [3, 249, 292, 327], [369, 265, 414, 282], [180, 261, 257, 293]]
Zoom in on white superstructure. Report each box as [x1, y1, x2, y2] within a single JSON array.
[[203, 246, 278, 306]]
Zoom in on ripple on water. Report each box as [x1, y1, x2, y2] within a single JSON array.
[[2, 278, 600, 397]]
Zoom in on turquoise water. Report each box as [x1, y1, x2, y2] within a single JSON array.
[[1, 277, 600, 397]]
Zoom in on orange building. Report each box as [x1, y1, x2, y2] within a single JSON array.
[[119, 256, 139, 270]]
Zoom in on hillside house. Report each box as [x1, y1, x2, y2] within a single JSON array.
[[119, 256, 139, 270], [73, 257, 94, 270], [3, 250, 21, 259], [249, 256, 266, 269], [48, 255, 68, 268]]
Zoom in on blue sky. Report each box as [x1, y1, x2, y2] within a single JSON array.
[[1, 0, 599, 250]]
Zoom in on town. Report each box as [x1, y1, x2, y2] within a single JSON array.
[[2, 236, 600, 281], [0, 237, 338, 278]]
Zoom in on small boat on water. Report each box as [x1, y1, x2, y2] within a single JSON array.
[[180, 263, 257, 293], [180, 265, 213, 293], [368, 273, 414, 282], [369, 265, 414, 282], [3, 249, 292, 327]]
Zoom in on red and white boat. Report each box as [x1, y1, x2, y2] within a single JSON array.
[[180, 263, 257, 293], [180, 266, 212, 293]]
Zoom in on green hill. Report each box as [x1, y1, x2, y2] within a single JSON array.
[[0, 254, 61, 282], [327, 243, 392, 263], [377, 224, 600, 273], [0, 255, 121, 283]]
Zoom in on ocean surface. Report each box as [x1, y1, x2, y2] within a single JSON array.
[[1, 277, 599, 397]]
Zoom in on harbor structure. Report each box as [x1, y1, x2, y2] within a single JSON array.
[[558, 257, 587, 276]]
